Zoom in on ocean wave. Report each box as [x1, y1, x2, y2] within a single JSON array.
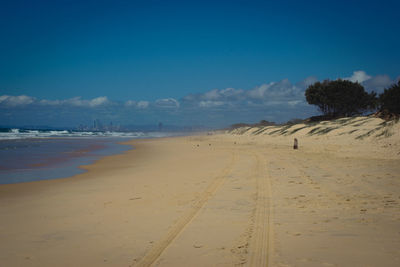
[[0, 128, 176, 140]]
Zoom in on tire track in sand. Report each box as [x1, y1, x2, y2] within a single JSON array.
[[133, 151, 237, 267], [248, 152, 272, 267]]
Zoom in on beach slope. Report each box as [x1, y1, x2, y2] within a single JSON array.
[[0, 116, 399, 266]]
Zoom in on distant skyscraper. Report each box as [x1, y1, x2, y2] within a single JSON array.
[[93, 119, 102, 130]]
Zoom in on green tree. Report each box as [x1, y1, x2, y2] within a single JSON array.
[[305, 79, 377, 118], [379, 81, 400, 114]]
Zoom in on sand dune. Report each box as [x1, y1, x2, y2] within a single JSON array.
[[0, 116, 399, 266], [229, 116, 400, 159]]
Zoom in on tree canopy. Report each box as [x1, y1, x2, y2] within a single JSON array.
[[305, 79, 377, 118], [379, 81, 400, 114]]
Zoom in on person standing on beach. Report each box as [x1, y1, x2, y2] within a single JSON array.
[[293, 138, 298, 149]]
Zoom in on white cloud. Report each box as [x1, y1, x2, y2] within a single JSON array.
[[203, 89, 220, 100], [66, 97, 90, 106], [0, 95, 110, 108], [199, 87, 244, 101], [0, 95, 35, 106], [362, 74, 393, 92], [64, 97, 83, 106], [344, 70, 371, 83], [50, 96, 110, 107], [125, 100, 137, 106], [342, 70, 397, 92], [137, 101, 149, 109], [247, 83, 272, 99], [89, 96, 109, 107], [126, 100, 149, 109], [155, 98, 180, 108], [219, 87, 243, 99], [39, 99, 61, 105], [247, 79, 303, 101], [183, 78, 306, 110], [198, 100, 225, 108]]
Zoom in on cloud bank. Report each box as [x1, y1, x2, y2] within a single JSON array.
[[0, 95, 36, 107], [343, 70, 396, 93], [1, 70, 398, 128]]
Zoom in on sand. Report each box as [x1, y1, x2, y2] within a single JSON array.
[[0, 116, 399, 266]]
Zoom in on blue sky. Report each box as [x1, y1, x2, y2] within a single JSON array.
[[1, 0, 399, 128]]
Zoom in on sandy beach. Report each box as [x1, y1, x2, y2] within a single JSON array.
[[1, 116, 400, 266]]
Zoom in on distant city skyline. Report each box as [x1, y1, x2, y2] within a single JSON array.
[[1, 0, 399, 127]]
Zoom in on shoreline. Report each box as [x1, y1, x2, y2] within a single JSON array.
[[0, 132, 399, 266], [0, 137, 141, 194], [0, 137, 134, 185]]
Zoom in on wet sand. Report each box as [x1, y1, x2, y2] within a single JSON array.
[[0, 138, 130, 184], [0, 121, 399, 266]]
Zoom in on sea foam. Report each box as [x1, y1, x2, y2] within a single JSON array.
[[0, 128, 175, 140]]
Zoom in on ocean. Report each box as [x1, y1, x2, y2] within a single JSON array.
[[0, 128, 174, 184]]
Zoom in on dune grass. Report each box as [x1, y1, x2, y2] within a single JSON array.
[[230, 116, 397, 141]]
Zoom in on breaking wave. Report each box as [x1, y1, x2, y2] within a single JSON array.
[[0, 128, 175, 140]]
